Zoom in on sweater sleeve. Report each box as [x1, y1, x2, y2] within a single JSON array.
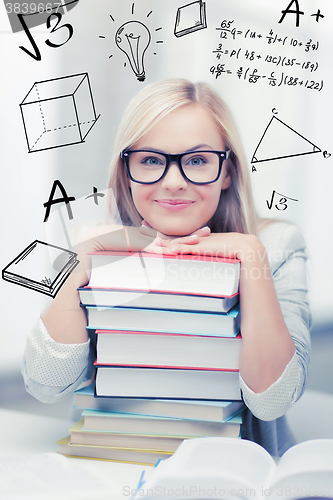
[[21, 317, 91, 403], [239, 223, 312, 421]]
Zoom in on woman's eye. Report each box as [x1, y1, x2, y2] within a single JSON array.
[[187, 156, 206, 166], [142, 156, 163, 166]]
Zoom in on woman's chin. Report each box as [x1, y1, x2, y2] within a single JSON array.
[[147, 220, 201, 238], [157, 228, 198, 239]]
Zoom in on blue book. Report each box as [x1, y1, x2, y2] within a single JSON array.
[[86, 304, 240, 337], [95, 366, 241, 400]]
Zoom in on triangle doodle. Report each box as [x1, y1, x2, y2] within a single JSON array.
[[251, 116, 321, 164]]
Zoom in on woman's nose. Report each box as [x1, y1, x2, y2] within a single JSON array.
[[160, 162, 188, 190]]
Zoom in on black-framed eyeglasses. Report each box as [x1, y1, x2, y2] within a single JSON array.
[[121, 149, 231, 185]]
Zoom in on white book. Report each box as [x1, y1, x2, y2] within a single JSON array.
[[69, 418, 193, 452], [95, 330, 242, 370], [87, 304, 240, 337], [132, 437, 333, 499], [95, 366, 241, 401], [88, 251, 240, 297], [74, 384, 245, 422], [81, 411, 242, 438], [57, 435, 173, 465], [78, 287, 239, 313]]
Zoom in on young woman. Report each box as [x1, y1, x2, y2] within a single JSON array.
[[22, 79, 311, 456]]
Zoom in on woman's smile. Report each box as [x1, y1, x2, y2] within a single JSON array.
[[154, 198, 195, 211]]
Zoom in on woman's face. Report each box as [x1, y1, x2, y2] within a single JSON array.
[[128, 103, 231, 237]]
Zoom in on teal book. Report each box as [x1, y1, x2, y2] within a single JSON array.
[[74, 383, 244, 422]]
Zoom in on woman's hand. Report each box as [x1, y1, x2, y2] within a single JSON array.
[[76, 222, 203, 282], [148, 230, 260, 263], [139, 221, 212, 253]]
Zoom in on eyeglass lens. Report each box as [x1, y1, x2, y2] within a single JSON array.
[[128, 151, 221, 183]]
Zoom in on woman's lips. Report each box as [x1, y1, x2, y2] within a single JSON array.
[[154, 199, 194, 211]]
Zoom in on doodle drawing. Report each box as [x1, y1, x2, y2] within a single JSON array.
[[2, 240, 79, 298], [174, 0, 207, 38], [251, 115, 321, 164], [266, 190, 298, 211], [115, 21, 151, 82], [5, 0, 79, 34], [20, 73, 100, 153]]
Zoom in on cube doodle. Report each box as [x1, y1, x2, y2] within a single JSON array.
[[20, 73, 100, 153]]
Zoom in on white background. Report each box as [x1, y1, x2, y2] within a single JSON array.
[[0, 0, 332, 372]]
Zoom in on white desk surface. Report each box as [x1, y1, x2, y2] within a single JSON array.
[[2, 390, 333, 500], [0, 408, 150, 500]]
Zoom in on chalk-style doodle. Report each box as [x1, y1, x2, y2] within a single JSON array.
[[85, 187, 105, 206], [278, 0, 325, 27], [43, 180, 76, 223], [20, 73, 100, 153], [278, 0, 304, 27], [17, 9, 75, 61], [115, 21, 151, 82], [99, 5, 163, 81], [174, 0, 207, 38], [4, 0, 79, 34], [251, 116, 321, 164], [266, 190, 298, 210], [311, 10, 324, 23], [2, 240, 79, 298], [211, 19, 323, 92]]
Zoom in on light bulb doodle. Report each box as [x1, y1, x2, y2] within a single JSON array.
[[115, 21, 151, 82]]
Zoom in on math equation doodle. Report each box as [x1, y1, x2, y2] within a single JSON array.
[[251, 115, 321, 164], [5, 0, 79, 33], [99, 3, 163, 82], [210, 18, 324, 92], [5, 1, 79, 61], [20, 73, 100, 153], [266, 190, 298, 211], [2, 240, 79, 298], [174, 0, 207, 37]]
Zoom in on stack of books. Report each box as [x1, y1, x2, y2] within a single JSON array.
[[57, 250, 245, 464]]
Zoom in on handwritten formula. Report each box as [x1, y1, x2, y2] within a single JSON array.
[[210, 20, 323, 91]]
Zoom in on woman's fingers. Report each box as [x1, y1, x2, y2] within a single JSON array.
[[194, 226, 211, 237], [155, 234, 199, 248], [140, 220, 210, 240], [139, 223, 212, 255], [171, 226, 211, 244]]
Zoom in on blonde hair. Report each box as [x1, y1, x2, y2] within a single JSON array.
[[108, 78, 258, 234]]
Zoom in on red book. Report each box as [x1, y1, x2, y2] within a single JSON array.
[[87, 250, 240, 297]]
